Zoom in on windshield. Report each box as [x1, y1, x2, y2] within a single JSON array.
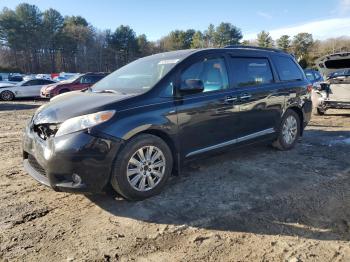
[[92, 51, 192, 94]]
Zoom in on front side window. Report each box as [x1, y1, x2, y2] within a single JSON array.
[[273, 55, 303, 81], [80, 76, 94, 84], [229, 57, 274, 88], [180, 57, 229, 93], [23, 79, 40, 86]]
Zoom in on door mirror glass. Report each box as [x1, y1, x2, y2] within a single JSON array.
[[179, 79, 204, 95]]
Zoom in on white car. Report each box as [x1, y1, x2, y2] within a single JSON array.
[[0, 81, 16, 88], [0, 79, 56, 101]]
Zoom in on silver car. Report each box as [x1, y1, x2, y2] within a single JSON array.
[[314, 52, 350, 115]]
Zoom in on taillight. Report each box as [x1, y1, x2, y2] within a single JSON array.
[[307, 84, 313, 93]]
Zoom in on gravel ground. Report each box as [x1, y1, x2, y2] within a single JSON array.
[[0, 100, 349, 262]]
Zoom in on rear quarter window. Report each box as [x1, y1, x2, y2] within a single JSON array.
[[273, 55, 304, 81]]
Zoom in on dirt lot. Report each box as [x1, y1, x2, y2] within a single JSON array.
[[0, 100, 349, 262]]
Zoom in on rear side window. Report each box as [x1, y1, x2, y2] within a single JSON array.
[[229, 57, 273, 88], [38, 79, 54, 85], [273, 56, 303, 81]]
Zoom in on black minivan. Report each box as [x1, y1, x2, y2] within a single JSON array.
[[23, 46, 312, 200]]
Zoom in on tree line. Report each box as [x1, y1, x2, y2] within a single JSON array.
[[0, 3, 349, 74]]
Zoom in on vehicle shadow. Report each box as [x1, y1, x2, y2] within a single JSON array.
[[87, 129, 350, 242]]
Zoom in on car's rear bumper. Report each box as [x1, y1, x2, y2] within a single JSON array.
[[22, 125, 123, 193]]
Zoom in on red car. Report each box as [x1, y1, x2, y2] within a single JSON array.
[[41, 73, 108, 98]]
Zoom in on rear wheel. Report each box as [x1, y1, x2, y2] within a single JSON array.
[[273, 110, 300, 151], [0, 90, 15, 101], [111, 134, 173, 201]]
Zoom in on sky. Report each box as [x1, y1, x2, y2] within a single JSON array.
[[0, 0, 349, 41]]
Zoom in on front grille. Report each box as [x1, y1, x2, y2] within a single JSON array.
[[28, 154, 47, 177]]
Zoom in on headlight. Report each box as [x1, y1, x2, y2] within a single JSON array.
[[44, 85, 55, 92], [55, 110, 115, 137]]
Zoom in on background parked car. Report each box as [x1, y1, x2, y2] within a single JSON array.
[[0, 78, 56, 101], [23, 74, 38, 81], [36, 74, 52, 80], [52, 76, 69, 82], [8, 74, 23, 82], [304, 69, 324, 86], [40, 72, 108, 98], [326, 69, 350, 84]]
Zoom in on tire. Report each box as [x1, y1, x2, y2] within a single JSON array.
[[316, 108, 325, 115], [110, 134, 173, 201], [272, 110, 300, 151], [1, 90, 15, 101]]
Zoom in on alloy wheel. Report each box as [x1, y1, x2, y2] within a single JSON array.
[[282, 115, 298, 145], [126, 145, 166, 191], [1, 91, 14, 101]]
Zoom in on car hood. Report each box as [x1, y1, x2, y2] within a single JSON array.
[[41, 83, 63, 91], [33, 91, 135, 124], [0, 83, 16, 88]]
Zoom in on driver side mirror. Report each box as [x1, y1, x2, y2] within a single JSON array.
[[179, 79, 204, 95]]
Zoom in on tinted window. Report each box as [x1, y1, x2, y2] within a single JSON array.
[[181, 57, 229, 93], [305, 71, 315, 81], [273, 56, 303, 81], [23, 79, 41, 86], [229, 57, 273, 87], [40, 79, 55, 84], [314, 71, 322, 80], [81, 75, 105, 84], [92, 75, 105, 82], [80, 76, 94, 84]]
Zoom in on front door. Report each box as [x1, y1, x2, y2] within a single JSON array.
[[21, 79, 42, 97], [175, 55, 241, 158]]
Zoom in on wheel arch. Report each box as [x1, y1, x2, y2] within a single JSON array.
[[286, 106, 304, 136], [113, 126, 181, 177], [135, 129, 180, 175], [0, 89, 15, 100]]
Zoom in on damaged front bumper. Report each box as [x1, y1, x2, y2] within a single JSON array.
[[22, 123, 123, 193]]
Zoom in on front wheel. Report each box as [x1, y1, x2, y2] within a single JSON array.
[[111, 134, 173, 201], [273, 110, 300, 151], [1, 90, 15, 101]]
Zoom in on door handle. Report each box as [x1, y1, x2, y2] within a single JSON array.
[[240, 94, 252, 100], [224, 96, 238, 103]]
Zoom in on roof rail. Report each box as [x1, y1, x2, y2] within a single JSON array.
[[224, 45, 286, 53]]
